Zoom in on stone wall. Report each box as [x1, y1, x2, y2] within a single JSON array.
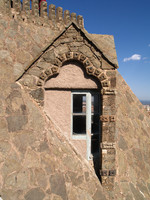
[[0, 83, 108, 200], [0, 1, 150, 200], [0, 4, 108, 200], [114, 72, 150, 200]]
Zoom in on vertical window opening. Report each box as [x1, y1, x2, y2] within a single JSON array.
[[91, 93, 100, 155], [72, 91, 101, 160], [11, 0, 13, 8], [73, 94, 86, 134]]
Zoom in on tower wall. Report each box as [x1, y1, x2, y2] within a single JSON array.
[[0, 1, 150, 200]]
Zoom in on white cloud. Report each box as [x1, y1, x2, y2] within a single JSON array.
[[123, 54, 141, 62]]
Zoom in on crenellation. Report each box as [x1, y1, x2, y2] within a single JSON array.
[[40, 1, 47, 18], [0, 0, 5, 10], [0, 1, 84, 29], [56, 7, 63, 23], [13, 0, 21, 12], [71, 12, 77, 23], [77, 15, 84, 29], [4, 0, 11, 13], [22, 0, 30, 15], [64, 10, 71, 25], [49, 4, 56, 21], [32, 0, 39, 17]]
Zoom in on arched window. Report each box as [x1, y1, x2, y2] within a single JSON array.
[[44, 61, 102, 161]]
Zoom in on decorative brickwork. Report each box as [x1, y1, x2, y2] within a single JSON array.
[[100, 115, 116, 122]]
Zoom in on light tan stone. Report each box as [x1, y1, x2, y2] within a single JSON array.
[[24, 149, 40, 168], [0, 117, 9, 140]]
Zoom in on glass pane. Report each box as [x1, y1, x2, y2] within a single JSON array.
[[73, 115, 86, 134], [91, 134, 99, 154], [91, 94, 99, 114], [92, 114, 99, 134], [91, 94, 100, 156], [73, 94, 86, 113]]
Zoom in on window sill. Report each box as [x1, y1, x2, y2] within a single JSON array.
[[72, 134, 86, 140]]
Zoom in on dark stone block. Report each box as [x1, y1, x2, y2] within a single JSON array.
[[118, 135, 128, 151], [6, 90, 22, 100], [5, 89, 27, 115], [49, 173, 67, 200], [68, 171, 83, 186], [7, 115, 28, 132], [109, 170, 116, 176], [21, 104, 27, 115], [100, 170, 108, 176], [24, 188, 45, 200], [138, 114, 144, 121], [39, 141, 49, 152], [43, 50, 55, 63], [30, 88, 44, 101]]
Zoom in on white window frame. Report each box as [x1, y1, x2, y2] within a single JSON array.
[[71, 91, 99, 160]]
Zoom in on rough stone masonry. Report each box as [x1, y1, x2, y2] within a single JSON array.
[[0, 0, 150, 200]]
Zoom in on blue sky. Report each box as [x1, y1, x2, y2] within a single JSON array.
[[44, 0, 150, 100]]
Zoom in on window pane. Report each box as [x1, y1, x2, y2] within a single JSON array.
[[73, 94, 86, 113], [92, 114, 99, 134], [91, 94, 99, 114], [91, 93, 100, 155], [73, 115, 86, 134], [91, 134, 99, 154]]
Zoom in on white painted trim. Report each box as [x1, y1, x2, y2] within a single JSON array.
[[86, 93, 92, 160], [72, 135, 86, 140], [71, 90, 100, 160]]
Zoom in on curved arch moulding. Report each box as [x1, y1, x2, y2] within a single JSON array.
[[36, 51, 110, 88]]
